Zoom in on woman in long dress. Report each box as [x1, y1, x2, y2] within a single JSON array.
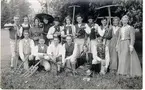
[[116, 15, 142, 77], [109, 17, 120, 73]]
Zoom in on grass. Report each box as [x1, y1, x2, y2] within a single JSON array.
[[1, 67, 142, 89]]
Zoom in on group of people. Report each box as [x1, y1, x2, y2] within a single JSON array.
[[5, 14, 142, 77]]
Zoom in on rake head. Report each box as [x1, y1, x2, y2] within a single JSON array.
[[20, 60, 42, 78]]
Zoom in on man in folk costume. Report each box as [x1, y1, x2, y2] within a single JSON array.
[[98, 17, 112, 46], [92, 37, 110, 75], [42, 16, 52, 45], [33, 38, 51, 71], [74, 15, 91, 55], [109, 17, 120, 73], [46, 36, 63, 74], [62, 35, 78, 75], [47, 17, 62, 44], [5, 15, 23, 68], [87, 16, 99, 52], [61, 16, 76, 44], [19, 30, 35, 70]]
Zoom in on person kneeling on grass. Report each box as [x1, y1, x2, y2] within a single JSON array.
[[92, 37, 110, 75], [33, 37, 51, 71], [46, 36, 63, 75], [62, 35, 78, 75], [19, 30, 35, 70]]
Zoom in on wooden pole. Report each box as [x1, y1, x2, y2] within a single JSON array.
[[72, 6, 75, 25], [69, 5, 80, 25], [108, 7, 111, 25]]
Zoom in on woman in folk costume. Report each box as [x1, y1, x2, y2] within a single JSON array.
[[19, 30, 35, 70], [20, 15, 31, 39], [46, 36, 63, 75], [98, 17, 112, 46], [61, 16, 76, 44], [87, 16, 99, 52], [29, 18, 43, 45], [47, 17, 63, 44], [42, 16, 52, 45], [76, 44, 94, 76], [116, 15, 142, 77], [92, 37, 110, 75], [74, 15, 91, 55], [33, 38, 51, 71], [109, 17, 120, 73], [62, 35, 78, 75]]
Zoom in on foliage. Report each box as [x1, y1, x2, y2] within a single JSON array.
[[47, 0, 142, 32], [1, 0, 32, 27]]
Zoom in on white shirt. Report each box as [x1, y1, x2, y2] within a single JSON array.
[[61, 24, 76, 37], [97, 26, 106, 37], [88, 23, 99, 30], [77, 23, 91, 34], [19, 38, 35, 61], [92, 44, 110, 68], [47, 26, 63, 39], [112, 26, 119, 34], [47, 43, 63, 57]]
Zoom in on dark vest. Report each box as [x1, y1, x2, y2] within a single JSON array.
[[9, 25, 21, 40], [75, 23, 86, 39], [97, 44, 106, 59], [22, 39, 31, 55], [38, 44, 47, 53], [88, 23, 96, 40], [64, 25, 73, 35], [21, 24, 31, 39], [65, 43, 74, 57], [54, 26, 61, 41]]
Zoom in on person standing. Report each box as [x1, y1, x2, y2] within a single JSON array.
[[109, 17, 120, 73], [19, 30, 35, 70], [62, 35, 78, 75], [116, 15, 141, 77], [42, 17, 52, 45], [5, 15, 22, 68], [61, 16, 76, 44], [30, 18, 43, 45], [87, 16, 99, 52], [98, 17, 112, 46], [47, 17, 62, 44], [74, 15, 91, 55], [20, 16, 31, 39]]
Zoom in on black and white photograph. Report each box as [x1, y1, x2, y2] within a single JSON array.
[[1, 0, 143, 89]]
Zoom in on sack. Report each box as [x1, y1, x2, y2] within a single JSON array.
[[103, 29, 112, 40]]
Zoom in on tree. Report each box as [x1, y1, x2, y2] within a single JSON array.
[[1, 0, 32, 27]]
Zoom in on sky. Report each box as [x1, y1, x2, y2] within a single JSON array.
[[27, 0, 41, 13]]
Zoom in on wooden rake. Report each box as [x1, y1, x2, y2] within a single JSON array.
[[20, 59, 43, 78], [14, 55, 29, 75]]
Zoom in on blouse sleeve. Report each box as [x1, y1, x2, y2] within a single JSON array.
[[129, 26, 135, 46]]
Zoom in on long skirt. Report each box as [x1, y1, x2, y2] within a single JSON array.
[[117, 40, 142, 77], [109, 36, 118, 70]]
